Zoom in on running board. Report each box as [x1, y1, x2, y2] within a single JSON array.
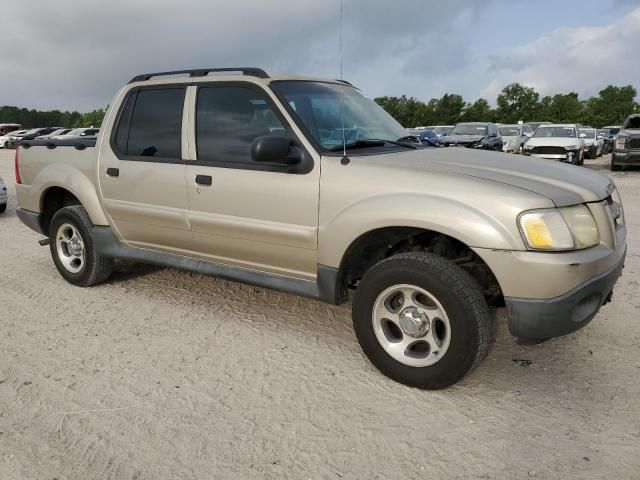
[[90, 226, 341, 304]]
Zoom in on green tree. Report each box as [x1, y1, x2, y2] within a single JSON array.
[[496, 83, 541, 123], [461, 98, 494, 122], [433, 93, 465, 125], [374, 95, 428, 127], [581, 85, 638, 127], [541, 93, 583, 123], [73, 108, 106, 128]]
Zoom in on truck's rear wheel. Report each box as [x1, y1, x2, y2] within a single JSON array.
[[49, 206, 113, 286], [352, 252, 492, 389]]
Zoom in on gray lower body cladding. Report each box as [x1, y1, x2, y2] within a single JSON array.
[[505, 253, 625, 339], [612, 150, 640, 166]]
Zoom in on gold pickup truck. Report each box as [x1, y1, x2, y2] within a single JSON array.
[[14, 68, 626, 389]]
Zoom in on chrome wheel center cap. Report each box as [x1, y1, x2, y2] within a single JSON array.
[[399, 307, 429, 338], [68, 238, 82, 256]]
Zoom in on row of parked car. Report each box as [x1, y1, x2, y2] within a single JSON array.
[[407, 121, 626, 168], [0, 124, 99, 149]]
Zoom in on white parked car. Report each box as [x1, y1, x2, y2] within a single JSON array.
[[498, 124, 534, 153], [579, 128, 603, 159], [523, 124, 585, 165], [0, 129, 27, 148], [0, 176, 7, 213]]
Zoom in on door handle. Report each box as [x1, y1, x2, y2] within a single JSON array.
[[106, 168, 119, 177], [195, 174, 212, 186]]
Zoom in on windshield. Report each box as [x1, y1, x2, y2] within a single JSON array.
[[579, 129, 596, 139], [450, 124, 487, 136], [623, 116, 640, 129], [498, 126, 520, 136], [533, 126, 576, 138], [270, 81, 407, 150]]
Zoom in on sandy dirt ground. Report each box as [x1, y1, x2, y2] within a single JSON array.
[[0, 149, 639, 480]]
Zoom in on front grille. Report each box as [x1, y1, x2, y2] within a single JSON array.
[[628, 138, 640, 149], [530, 146, 566, 155]]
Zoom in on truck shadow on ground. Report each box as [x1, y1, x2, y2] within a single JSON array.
[[99, 259, 610, 396]]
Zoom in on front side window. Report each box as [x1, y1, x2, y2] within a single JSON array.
[[114, 87, 185, 159], [270, 81, 406, 150], [196, 85, 287, 165]]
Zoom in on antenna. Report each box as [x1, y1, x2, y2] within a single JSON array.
[[339, 0, 343, 80], [341, 95, 346, 158]]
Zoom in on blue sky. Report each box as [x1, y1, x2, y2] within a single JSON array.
[[0, 0, 638, 111]]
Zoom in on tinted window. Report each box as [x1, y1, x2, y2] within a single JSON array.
[[196, 86, 286, 165], [115, 88, 185, 159]]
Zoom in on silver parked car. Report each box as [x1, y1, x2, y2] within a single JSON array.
[[498, 124, 534, 154], [0, 176, 7, 213], [579, 127, 604, 159]]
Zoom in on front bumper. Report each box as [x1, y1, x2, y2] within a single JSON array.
[[504, 252, 625, 339], [612, 150, 640, 166], [526, 152, 577, 163], [474, 220, 627, 340]]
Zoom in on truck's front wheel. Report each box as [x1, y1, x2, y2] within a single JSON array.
[[49, 206, 113, 287], [352, 252, 492, 389]]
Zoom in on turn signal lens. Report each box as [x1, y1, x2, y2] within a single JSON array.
[[519, 210, 573, 250]]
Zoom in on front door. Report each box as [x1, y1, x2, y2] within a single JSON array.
[[185, 83, 320, 280], [99, 86, 192, 253]]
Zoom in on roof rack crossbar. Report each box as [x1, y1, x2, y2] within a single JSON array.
[[129, 67, 269, 84]]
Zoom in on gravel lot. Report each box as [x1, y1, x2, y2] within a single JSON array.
[[0, 149, 639, 480]]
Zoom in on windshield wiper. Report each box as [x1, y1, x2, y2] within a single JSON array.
[[329, 138, 417, 152]]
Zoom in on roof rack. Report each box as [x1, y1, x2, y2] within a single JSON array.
[[128, 67, 269, 84], [334, 79, 353, 86]]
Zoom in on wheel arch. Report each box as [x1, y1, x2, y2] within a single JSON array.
[[39, 183, 107, 235], [332, 225, 504, 307]]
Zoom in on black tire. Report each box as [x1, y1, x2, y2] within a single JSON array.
[[352, 252, 492, 389], [49, 206, 113, 286], [0, 203, 6, 213], [611, 162, 621, 171]]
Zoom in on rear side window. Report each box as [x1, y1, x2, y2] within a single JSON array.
[[196, 85, 286, 166], [113, 87, 185, 159]]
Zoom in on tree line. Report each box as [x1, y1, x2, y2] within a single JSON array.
[[0, 106, 106, 128], [374, 83, 639, 129]]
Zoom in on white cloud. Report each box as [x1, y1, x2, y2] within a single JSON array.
[[479, 8, 640, 101]]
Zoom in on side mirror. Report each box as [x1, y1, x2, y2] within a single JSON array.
[[251, 135, 298, 164], [525, 132, 532, 138]]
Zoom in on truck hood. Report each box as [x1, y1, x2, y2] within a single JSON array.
[[361, 147, 613, 207], [525, 137, 581, 148]]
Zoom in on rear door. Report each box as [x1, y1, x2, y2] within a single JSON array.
[[98, 85, 192, 253], [184, 82, 320, 280]]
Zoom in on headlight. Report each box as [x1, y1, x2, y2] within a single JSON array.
[[611, 188, 625, 226], [518, 205, 599, 251], [615, 137, 626, 150], [564, 145, 580, 151], [524, 143, 534, 150]]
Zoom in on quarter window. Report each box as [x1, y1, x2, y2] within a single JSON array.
[[114, 87, 185, 159], [196, 86, 286, 165]]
